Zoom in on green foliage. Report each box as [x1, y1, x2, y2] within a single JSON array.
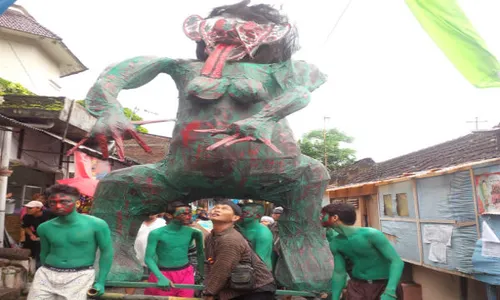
[[298, 128, 356, 171], [76, 100, 149, 133], [0, 78, 35, 96]]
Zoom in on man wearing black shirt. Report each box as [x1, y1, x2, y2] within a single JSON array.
[[21, 200, 55, 267]]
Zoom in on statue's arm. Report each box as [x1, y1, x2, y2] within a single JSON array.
[[85, 56, 178, 118], [94, 219, 113, 287], [331, 243, 347, 300], [255, 61, 327, 122], [255, 228, 273, 270], [37, 224, 50, 265], [193, 229, 205, 277], [68, 56, 179, 160], [368, 229, 404, 298]]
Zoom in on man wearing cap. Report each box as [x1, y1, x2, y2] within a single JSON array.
[[269, 207, 283, 272], [203, 200, 275, 300], [21, 200, 55, 267]]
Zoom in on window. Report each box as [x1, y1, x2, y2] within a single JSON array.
[[383, 194, 393, 216], [396, 193, 409, 216]]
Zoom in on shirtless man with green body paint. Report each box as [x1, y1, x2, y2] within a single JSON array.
[[27, 184, 113, 300], [144, 202, 204, 297], [321, 203, 404, 300], [238, 203, 273, 270]]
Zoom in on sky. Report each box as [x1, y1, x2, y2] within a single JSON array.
[[15, 0, 500, 162]]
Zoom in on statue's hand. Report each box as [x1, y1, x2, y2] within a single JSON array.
[[194, 118, 282, 153], [66, 112, 151, 161]]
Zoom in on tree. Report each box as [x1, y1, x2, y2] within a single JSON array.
[[298, 128, 356, 171], [76, 100, 148, 133]]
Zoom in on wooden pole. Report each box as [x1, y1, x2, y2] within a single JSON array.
[[469, 168, 481, 238], [412, 179, 424, 265]]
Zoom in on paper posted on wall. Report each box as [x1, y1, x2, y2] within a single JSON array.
[[423, 224, 453, 246], [429, 243, 447, 263], [481, 221, 500, 258], [423, 224, 453, 264]]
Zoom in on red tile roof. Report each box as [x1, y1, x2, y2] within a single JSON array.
[[0, 8, 60, 39], [330, 130, 500, 187], [123, 133, 171, 164]]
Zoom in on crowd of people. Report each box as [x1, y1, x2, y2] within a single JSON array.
[[20, 184, 403, 300]]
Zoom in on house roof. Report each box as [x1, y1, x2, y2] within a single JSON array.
[[0, 6, 87, 77], [123, 133, 171, 164], [0, 6, 60, 39], [329, 129, 500, 188]]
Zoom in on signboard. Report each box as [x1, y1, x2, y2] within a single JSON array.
[[74, 151, 110, 180]]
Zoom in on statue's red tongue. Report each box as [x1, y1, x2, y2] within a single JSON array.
[[200, 43, 237, 79]]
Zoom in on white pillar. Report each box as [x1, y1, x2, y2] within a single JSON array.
[[0, 127, 13, 248]]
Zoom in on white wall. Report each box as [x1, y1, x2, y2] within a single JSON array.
[[0, 32, 62, 96]]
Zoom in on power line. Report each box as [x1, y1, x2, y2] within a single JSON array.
[[323, 0, 355, 47]]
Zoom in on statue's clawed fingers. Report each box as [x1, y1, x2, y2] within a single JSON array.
[[127, 129, 152, 155]]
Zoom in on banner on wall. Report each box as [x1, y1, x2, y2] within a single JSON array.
[[475, 172, 500, 215], [74, 151, 111, 180]]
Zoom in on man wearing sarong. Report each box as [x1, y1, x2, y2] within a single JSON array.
[[321, 203, 404, 300], [27, 184, 113, 300], [144, 201, 204, 297]]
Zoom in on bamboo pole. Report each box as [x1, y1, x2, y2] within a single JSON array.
[[98, 281, 318, 297], [89, 293, 200, 300]]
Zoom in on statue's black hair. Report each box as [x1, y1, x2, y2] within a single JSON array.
[[195, 0, 299, 64]]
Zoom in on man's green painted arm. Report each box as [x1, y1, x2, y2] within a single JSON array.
[[332, 247, 347, 300], [95, 219, 113, 286], [37, 224, 49, 265], [193, 229, 205, 277], [255, 228, 273, 270], [369, 229, 404, 296], [144, 231, 164, 280]]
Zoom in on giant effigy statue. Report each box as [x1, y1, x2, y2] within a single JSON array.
[[68, 0, 333, 292]]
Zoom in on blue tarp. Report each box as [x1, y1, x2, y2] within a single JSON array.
[[0, 0, 15, 15]]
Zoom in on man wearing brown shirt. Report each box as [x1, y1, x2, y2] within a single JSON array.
[[203, 201, 275, 300]]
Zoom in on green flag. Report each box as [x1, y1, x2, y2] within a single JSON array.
[[406, 0, 500, 88]]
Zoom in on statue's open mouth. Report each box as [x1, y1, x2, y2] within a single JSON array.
[[183, 15, 291, 79]]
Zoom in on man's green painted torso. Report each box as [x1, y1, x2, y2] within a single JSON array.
[[38, 214, 109, 268], [239, 222, 273, 270], [150, 224, 198, 268], [332, 227, 391, 280]]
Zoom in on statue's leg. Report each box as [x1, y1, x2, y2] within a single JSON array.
[[91, 162, 181, 281], [259, 155, 333, 292]]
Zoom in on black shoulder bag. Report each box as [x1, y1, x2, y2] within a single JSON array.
[[229, 231, 257, 291]]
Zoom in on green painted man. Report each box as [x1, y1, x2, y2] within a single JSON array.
[[321, 203, 404, 300], [27, 184, 113, 300], [144, 201, 204, 297], [237, 203, 273, 270]]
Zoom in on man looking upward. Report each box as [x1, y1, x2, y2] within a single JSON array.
[[238, 203, 273, 270], [27, 184, 113, 300], [144, 201, 204, 297], [321, 203, 404, 300]]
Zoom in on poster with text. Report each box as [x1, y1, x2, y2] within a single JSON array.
[[476, 172, 500, 214]]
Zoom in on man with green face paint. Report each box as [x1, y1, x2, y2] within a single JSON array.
[[238, 203, 273, 270], [144, 201, 204, 297], [27, 184, 113, 300], [321, 203, 404, 300]]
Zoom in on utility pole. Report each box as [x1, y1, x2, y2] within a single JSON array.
[[466, 117, 487, 131], [323, 116, 330, 167]]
